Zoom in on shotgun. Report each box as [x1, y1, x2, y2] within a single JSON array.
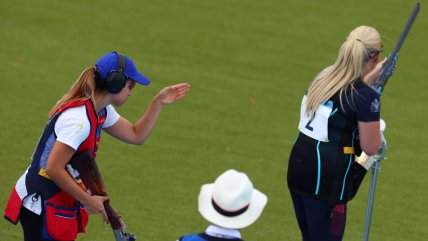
[[69, 151, 136, 241], [363, 4, 421, 241], [372, 2, 420, 94]]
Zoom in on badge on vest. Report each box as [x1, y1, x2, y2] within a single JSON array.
[[298, 95, 333, 142], [38, 168, 51, 179]]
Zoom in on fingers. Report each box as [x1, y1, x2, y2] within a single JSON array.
[[174, 83, 190, 93], [160, 83, 190, 104], [171, 83, 190, 90], [381, 57, 388, 63], [174, 88, 189, 99], [84, 195, 110, 223], [101, 209, 110, 224], [160, 83, 190, 95], [377, 58, 387, 69], [173, 93, 187, 102], [98, 196, 110, 224], [101, 195, 109, 202], [173, 83, 190, 90]]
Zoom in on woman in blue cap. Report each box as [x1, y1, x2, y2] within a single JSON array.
[[4, 52, 190, 241]]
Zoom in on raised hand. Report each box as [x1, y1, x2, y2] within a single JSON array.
[[155, 83, 191, 105]]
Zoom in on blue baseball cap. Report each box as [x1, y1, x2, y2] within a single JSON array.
[[95, 52, 151, 86]]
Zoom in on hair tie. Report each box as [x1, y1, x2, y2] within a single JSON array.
[[355, 38, 362, 42]]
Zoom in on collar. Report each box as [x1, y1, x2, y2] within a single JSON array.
[[205, 225, 241, 239]]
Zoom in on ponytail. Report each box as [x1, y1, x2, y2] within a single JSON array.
[[305, 26, 382, 118], [49, 67, 96, 118]]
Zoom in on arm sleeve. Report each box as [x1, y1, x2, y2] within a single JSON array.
[[103, 105, 121, 128], [355, 87, 381, 122], [54, 106, 90, 150]]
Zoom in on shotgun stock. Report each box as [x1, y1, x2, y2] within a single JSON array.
[[69, 151, 136, 241]]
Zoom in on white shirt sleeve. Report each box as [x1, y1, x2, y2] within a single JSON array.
[[54, 106, 90, 150], [103, 105, 121, 128]]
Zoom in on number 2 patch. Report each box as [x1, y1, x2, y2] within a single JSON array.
[[298, 95, 333, 142]]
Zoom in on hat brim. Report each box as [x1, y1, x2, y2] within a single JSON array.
[[129, 72, 151, 86], [198, 184, 267, 229]]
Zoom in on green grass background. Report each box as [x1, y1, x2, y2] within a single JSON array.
[[1, 0, 427, 240]]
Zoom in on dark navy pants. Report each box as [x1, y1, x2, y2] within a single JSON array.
[[20, 207, 72, 241], [20, 207, 52, 241], [290, 191, 346, 241]]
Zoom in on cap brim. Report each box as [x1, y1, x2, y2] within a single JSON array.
[[198, 184, 268, 229], [129, 72, 151, 86]]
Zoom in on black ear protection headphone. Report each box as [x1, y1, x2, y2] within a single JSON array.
[[95, 52, 128, 94]]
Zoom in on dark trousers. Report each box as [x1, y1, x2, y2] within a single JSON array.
[[20, 207, 47, 241], [20, 207, 74, 241], [290, 191, 346, 241]]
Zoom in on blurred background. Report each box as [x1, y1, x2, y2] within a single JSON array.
[[0, 0, 427, 240]]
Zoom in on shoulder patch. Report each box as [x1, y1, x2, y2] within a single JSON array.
[[370, 99, 380, 112]]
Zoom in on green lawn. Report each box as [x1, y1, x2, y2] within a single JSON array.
[[1, 0, 427, 240]]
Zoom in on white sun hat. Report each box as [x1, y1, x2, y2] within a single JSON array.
[[198, 169, 268, 229]]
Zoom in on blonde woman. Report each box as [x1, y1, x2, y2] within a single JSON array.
[[287, 26, 386, 241], [4, 52, 190, 241]]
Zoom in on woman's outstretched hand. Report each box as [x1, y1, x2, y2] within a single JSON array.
[[155, 83, 191, 105]]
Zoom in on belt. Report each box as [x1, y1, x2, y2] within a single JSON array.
[[298, 132, 355, 154]]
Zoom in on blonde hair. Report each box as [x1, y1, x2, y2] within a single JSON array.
[[306, 26, 382, 118], [48, 67, 96, 118]]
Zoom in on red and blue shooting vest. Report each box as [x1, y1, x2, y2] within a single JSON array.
[[4, 99, 106, 240]]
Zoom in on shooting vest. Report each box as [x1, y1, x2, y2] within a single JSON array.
[[4, 99, 106, 240], [288, 81, 368, 205], [179, 233, 244, 241]]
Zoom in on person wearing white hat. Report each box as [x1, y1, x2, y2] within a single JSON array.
[[177, 169, 268, 241]]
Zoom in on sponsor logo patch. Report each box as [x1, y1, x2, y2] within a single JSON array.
[[75, 123, 83, 134]]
